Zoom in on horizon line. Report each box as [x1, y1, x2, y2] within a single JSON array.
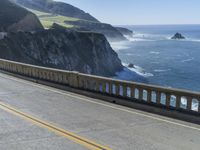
[[114, 23, 200, 26]]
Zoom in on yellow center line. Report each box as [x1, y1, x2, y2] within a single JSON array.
[[0, 102, 111, 150]]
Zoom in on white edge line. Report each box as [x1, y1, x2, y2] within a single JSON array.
[[0, 73, 200, 131]]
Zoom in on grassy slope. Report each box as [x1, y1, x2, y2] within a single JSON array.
[[26, 8, 79, 28]]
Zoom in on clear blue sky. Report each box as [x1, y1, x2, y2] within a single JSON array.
[[55, 0, 200, 25]]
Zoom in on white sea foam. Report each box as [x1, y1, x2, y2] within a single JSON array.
[[151, 62, 160, 64], [122, 63, 154, 77], [131, 33, 170, 42], [150, 51, 160, 55], [185, 38, 200, 42], [181, 57, 194, 63], [110, 41, 131, 51], [169, 37, 200, 42], [125, 53, 134, 56], [130, 34, 155, 42], [189, 39, 200, 42], [154, 69, 171, 72], [127, 31, 200, 43]]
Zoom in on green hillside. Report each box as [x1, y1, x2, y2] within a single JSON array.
[[27, 8, 79, 28]]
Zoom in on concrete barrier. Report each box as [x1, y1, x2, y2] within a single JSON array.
[[0, 58, 199, 119]]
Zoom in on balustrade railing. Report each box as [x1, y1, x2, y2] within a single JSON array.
[[0, 59, 199, 114]]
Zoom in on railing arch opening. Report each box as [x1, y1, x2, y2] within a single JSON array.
[[99, 83, 103, 92], [134, 88, 139, 99], [112, 84, 116, 95], [192, 98, 199, 112], [170, 95, 176, 107], [127, 87, 131, 98], [106, 82, 109, 93], [143, 90, 148, 101], [151, 91, 157, 103], [160, 93, 166, 105], [119, 85, 123, 96], [180, 96, 187, 109]]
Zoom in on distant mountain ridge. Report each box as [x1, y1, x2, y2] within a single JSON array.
[[14, 0, 99, 22], [0, 0, 43, 32], [65, 20, 127, 41], [14, 0, 129, 41]]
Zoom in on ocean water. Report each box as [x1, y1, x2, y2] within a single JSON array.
[[111, 25, 200, 92]]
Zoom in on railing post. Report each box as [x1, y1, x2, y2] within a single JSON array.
[[116, 83, 120, 96], [176, 95, 181, 109], [69, 72, 79, 88], [109, 82, 112, 95], [139, 88, 143, 100], [96, 80, 101, 92], [102, 82, 106, 93], [147, 90, 152, 103], [156, 92, 161, 104], [131, 86, 135, 98], [166, 93, 171, 108], [187, 97, 192, 111], [123, 84, 127, 97]]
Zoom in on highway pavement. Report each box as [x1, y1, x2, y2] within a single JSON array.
[[0, 72, 199, 150]]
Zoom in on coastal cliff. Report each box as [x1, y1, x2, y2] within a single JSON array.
[[0, 0, 124, 77], [0, 28, 123, 76]]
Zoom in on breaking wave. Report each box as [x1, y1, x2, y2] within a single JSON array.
[[122, 63, 153, 77]]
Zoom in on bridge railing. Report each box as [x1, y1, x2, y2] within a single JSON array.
[[0, 58, 199, 114]]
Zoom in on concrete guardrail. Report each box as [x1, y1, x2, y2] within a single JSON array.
[[0, 58, 199, 115]]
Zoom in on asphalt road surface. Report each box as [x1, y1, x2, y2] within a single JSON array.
[[0, 72, 199, 150]]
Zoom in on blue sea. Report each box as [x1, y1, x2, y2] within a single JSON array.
[[111, 25, 200, 92]]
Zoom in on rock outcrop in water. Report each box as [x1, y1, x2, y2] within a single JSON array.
[[0, 0, 43, 32], [0, 28, 123, 76], [171, 33, 185, 40], [128, 63, 135, 68]]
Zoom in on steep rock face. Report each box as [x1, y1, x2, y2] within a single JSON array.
[[0, 29, 123, 77], [116, 27, 133, 37], [65, 20, 127, 42], [15, 0, 99, 22], [0, 0, 43, 32]]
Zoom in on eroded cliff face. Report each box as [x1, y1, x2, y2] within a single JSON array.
[[0, 29, 123, 77]]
